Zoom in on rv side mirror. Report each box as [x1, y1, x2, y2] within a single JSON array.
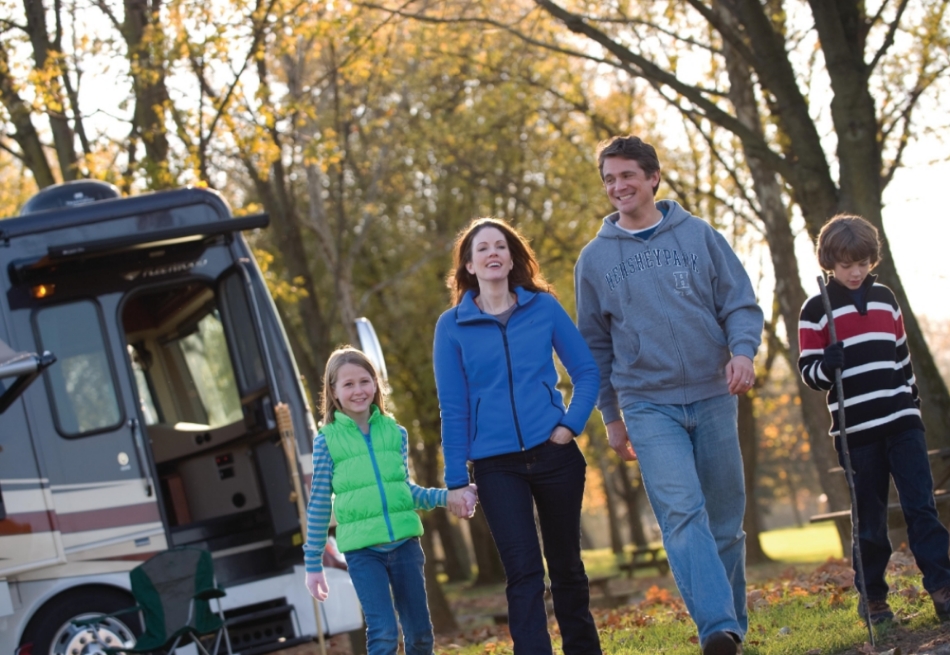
[[0, 341, 56, 414], [355, 318, 388, 384]]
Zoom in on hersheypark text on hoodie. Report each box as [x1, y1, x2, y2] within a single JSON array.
[[574, 200, 764, 424]]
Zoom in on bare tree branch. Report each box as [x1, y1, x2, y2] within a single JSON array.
[[867, 0, 911, 75]]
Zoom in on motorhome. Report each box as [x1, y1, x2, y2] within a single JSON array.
[[0, 182, 363, 654]]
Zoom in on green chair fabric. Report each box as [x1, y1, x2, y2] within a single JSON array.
[[75, 547, 233, 655]]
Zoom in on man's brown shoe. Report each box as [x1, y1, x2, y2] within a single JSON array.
[[702, 631, 739, 655]]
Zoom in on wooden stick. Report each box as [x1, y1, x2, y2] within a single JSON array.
[[276, 402, 328, 655], [817, 276, 875, 646]]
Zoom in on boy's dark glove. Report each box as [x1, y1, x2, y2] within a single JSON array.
[[821, 341, 845, 376]]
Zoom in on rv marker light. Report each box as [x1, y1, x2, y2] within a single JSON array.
[[31, 284, 55, 299]]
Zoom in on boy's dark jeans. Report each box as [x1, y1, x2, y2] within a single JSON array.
[[474, 440, 602, 655], [841, 428, 950, 599]]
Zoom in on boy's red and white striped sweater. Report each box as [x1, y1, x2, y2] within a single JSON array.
[[798, 275, 923, 448]]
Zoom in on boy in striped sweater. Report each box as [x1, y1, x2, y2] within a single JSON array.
[[799, 214, 950, 625]]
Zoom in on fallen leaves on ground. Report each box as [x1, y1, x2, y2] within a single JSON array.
[[282, 547, 950, 655]]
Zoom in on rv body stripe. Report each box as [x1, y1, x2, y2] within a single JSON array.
[[1, 502, 159, 536], [56, 502, 161, 532], [0, 510, 56, 535]]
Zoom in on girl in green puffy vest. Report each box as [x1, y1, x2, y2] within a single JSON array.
[[303, 347, 476, 655]]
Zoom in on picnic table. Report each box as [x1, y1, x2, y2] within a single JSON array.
[[809, 447, 950, 524], [618, 545, 669, 577], [586, 574, 633, 608]]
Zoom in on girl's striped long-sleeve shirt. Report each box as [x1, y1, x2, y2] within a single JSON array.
[[303, 424, 447, 573], [797, 275, 923, 448]]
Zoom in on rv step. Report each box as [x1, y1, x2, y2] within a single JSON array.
[[223, 601, 301, 652]]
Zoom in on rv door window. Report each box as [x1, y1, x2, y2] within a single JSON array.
[[35, 301, 123, 436], [129, 343, 161, 425], [164, 309, 243, 428]]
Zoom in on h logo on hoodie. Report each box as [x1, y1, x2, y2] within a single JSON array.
[[673, 271, 691, 296]]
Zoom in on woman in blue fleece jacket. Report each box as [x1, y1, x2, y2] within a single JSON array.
[[433, 217, 602, 655]]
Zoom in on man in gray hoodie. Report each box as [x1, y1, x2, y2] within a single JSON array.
[[574, 136, 764, 655]]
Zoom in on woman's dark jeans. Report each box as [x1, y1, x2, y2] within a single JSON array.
[[474, 439, 601, 655], [841, 428, 950, 599]]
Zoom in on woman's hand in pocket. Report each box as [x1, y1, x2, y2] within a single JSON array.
[[548, 425, 574, 445]]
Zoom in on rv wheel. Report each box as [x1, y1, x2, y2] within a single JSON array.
[[18, 588, 141, 655]]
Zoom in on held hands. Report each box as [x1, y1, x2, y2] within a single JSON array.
[[448, 484, 478, 519], [821, 341, 846, 376], [462, 485, 478, 517], [726, 355, 755, 395], [305, 571, 329, 601], [606, 420, 636, 461]]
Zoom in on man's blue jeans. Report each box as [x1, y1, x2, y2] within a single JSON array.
[[474, 439, 602, 655], [841, 428, 950, 599], [622, 394, 747, 644], [346, 538, 434, 655]]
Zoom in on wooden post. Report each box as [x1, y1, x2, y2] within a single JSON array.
[[276, 402, 327, 655]]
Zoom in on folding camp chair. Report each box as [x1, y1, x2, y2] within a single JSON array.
[[73, 547, 233, 655]]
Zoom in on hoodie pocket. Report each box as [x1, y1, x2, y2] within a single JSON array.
[[699, 316, 728, 348], [624, 324, 681, 387]]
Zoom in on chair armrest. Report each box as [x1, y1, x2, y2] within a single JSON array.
[[72, 605, 141, 627], [194, 586, 226, 601]]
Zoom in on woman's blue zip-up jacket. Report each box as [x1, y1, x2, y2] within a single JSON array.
[[433, 286, 600, 489]]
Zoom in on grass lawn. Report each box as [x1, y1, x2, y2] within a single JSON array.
[[580, 522, 843, 579], [432, 525, 950, 655], [759, 522, 844, 563]]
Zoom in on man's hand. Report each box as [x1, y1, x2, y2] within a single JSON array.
[[548, 425, 574, 445], [726, 355, 755, 395], [305, 571, 329, 601], [607, 420, 636, 461]]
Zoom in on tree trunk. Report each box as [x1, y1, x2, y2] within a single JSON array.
[[22, 0, 80, 180], [281, 318, 326, 411], [738, 391, 772, 564], [807, 0, 950, 452], [586, 422, 625, 554], [420, 526, 458, 633], [431, 508, 472, 583], [0, 45, 55, 188], [717, 3, 852, 553], [616, 460, 649, 548], [469, 509, 506, 585], [123, 0, 171, 187]]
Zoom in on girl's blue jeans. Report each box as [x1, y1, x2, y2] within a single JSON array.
[[841, 428, 950, 599], [345, 538, 434, 655], [622, 393, 748, 645]]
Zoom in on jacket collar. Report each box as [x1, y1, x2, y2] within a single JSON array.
[[828, 273, 877, 314], [332, 404, 382, 429], [456, 286, 536, 324], [597, 199, 690, 240]]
